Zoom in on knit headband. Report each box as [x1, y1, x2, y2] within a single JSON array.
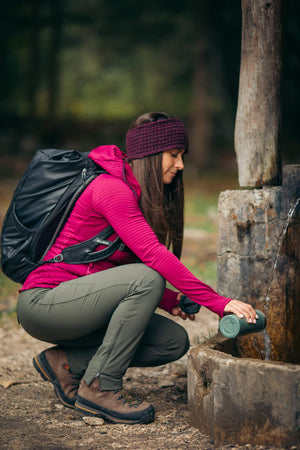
[[126, 118, 189, 160]]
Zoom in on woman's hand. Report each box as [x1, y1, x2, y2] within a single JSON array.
[[171, 305, 195, 321], [223, 299, 258, 323], [171, 292, 196, 321]]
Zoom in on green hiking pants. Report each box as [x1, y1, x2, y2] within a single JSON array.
[[17, 263, 190, 390]]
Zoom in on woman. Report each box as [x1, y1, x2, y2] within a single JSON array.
[[17, 112, 257, 425]]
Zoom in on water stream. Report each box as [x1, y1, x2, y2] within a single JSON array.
[[262, 197, 300, 360]]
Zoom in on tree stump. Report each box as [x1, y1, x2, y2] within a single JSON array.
[[217, 165, 300, 363]]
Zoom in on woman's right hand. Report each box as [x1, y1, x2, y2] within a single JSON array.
[[171, 305, 195, 321], [171, 292, 196, 321], [223, 299, 258, 323]]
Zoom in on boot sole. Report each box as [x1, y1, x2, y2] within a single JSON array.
[[75, 396, 155, 424], [33, 352, 75, 409]]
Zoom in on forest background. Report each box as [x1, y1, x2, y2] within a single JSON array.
[[0, 5, 299, 447], [0, 0, 299, 307], [0, 0, 299, 177]]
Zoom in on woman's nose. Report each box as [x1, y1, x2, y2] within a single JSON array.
[[176, 155, 184, 170]]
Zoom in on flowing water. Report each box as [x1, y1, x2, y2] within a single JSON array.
[[262, 198, 300, 360]]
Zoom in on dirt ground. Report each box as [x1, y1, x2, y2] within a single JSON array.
[[0, 309, 287, 450], [0, 191, 289, 449]]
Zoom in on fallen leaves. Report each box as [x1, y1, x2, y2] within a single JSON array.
[[0, 379, 32, 388]]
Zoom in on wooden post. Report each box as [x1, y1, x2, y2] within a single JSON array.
[[235, 0, 282, 187], [217, 0, 300, 363]]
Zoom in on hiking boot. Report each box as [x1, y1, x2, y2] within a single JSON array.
[[33, 346, 81, 409], [75, 379, 155, 424]]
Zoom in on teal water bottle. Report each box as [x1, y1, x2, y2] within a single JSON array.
[[219, 310, 266, 338]]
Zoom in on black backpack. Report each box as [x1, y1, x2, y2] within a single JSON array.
[[1, 148, 123, 284]]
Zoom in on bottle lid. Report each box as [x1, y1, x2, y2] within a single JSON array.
[[219, 315, 241, 338], [180, 295, 201, 314]]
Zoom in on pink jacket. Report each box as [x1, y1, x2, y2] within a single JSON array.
[[21, 145, 231, 316]]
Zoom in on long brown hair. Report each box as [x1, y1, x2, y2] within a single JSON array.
[[127, 112, 184, 259]]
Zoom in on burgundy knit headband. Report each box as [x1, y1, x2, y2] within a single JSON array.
[[126, 118, 189, 160]]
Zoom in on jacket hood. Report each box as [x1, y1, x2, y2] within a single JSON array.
[[88, 145, 141, 199]]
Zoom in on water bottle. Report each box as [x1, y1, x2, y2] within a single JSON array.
[[219, 310, 266, 338], [180, 295, 201, 314]]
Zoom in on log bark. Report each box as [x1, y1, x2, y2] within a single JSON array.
[[234, 0, 282, 187], [217, 165, 300, 363]]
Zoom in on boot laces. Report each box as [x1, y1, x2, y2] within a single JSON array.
[[113, 388, 142, 408], [63, 364, 81, 392]]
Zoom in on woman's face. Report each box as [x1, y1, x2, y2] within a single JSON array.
[[162, 149, 185, 184]]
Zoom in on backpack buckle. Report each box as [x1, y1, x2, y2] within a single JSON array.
[[53, 254, 64, 262]]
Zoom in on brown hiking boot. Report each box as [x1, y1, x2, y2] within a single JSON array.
[[33, 346, 81, 409], [75, 378, 155, 424]]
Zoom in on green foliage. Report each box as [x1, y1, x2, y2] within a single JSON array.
[[0, 271, 20, 316], [0, 272, 18, 301], [0, 1, 299, 163], [0, 0, 241, 121], [185, 194, 218, 233], [185, 260, 218, 290]]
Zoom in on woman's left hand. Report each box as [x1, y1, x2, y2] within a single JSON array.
[[171, 305, 195, 321]]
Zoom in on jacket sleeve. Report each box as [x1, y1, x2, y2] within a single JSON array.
[[159, 288, 180, 314]]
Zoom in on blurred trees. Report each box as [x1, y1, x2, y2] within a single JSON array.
[[0, 0, 299, 170]]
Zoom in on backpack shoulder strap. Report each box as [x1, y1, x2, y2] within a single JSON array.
[[43, 226, 125, 265]]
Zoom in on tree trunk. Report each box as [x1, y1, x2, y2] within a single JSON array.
[[189, 51, 213, 170], [27, 0, 40, 121], [47, 0, 62, 121], [188, 1, 215, 171], [234, 0, 282, 187]]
